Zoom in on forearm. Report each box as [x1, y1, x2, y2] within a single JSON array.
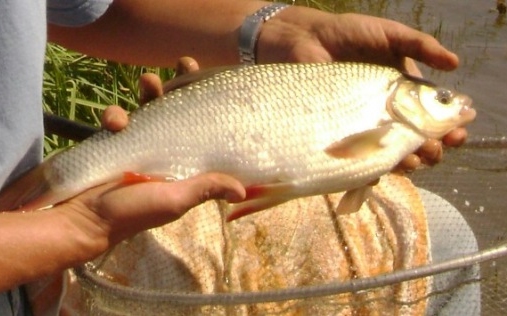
[[49, 0, 460, 71], [0, 208, 107, 291], [48, 0, 270, 67]]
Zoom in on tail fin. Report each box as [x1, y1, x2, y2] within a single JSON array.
[[0, 164, 54, 211]]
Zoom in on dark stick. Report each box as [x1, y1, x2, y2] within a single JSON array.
[[43, 112, 99, 142]]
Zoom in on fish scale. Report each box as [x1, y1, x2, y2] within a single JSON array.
[[0, 62, 475, 217]]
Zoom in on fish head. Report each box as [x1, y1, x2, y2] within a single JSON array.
[[387, 76, 476, 139]]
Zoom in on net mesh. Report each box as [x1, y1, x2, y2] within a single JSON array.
[[69, 135, 507, 315]]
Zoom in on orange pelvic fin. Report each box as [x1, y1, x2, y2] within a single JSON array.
[[121, 171, 176, 185], [226, 182, 294, 221]]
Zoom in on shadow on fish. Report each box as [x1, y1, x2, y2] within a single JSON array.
[[0, 62, 476, 220]]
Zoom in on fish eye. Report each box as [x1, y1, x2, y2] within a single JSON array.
[[435, 89, 453, 105]]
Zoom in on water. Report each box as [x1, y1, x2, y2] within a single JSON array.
[[303, 0, 507, 136]]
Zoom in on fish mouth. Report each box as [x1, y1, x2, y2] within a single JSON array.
[[456, 95, 476, 125], [459, 106, 476, 125]]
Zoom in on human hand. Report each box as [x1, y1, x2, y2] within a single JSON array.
[[257, 10, 459, 71], [65, 172, 244, 248]]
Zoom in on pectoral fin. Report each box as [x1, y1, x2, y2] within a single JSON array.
[[335, 185, 372, 214], [226, 182, 295, 221], [325, 125, 391, 159]]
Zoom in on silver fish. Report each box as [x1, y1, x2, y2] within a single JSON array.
[[0, 62, 475, 219]]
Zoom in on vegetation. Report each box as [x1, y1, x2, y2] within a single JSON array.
[[42, 44, 174, 155]]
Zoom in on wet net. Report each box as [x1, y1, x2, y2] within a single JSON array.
[[67, 135, 506, 315]]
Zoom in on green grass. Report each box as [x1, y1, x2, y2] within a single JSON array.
[[42, 44, 174, 155]]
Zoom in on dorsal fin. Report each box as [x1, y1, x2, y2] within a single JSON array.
[[401, 72, 436, 87], [162, 65, 247, 93]]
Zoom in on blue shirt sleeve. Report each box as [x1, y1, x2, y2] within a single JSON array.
[[47, 0, 113, 27]]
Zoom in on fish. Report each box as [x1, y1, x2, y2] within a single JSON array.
[[0, 62, 476, 220]]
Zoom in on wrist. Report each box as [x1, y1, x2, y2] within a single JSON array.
[[0, 208, 109, 288], [53, 204, 111, 263], [238, 3, 289, 64]]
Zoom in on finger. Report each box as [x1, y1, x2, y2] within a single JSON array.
[[139, 73, 163, 105], [163, 57, 201, 93], [163, 172, 246, 208], [388, 22, 459, 71], [394, 154, 421, 173], [417, 139, 443, 165], [96, 172, 245, 219], [101, 105, 129, 132], [175, 56, 200, 76], [86, 173, 245, 244], [139, 58, 200, 105], [442, 128, 468, 147]]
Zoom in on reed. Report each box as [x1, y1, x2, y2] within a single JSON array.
[[43, 44, 173, 155]]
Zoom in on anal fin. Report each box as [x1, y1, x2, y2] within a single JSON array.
[[336, 185, 372, 215]]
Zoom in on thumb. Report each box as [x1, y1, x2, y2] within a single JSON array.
[[91, 173, 245, 245], [95, 173, 245, 225], [158, 173, 246, 214]]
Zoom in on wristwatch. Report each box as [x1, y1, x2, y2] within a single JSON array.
[[238, 3, 289, 65]]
